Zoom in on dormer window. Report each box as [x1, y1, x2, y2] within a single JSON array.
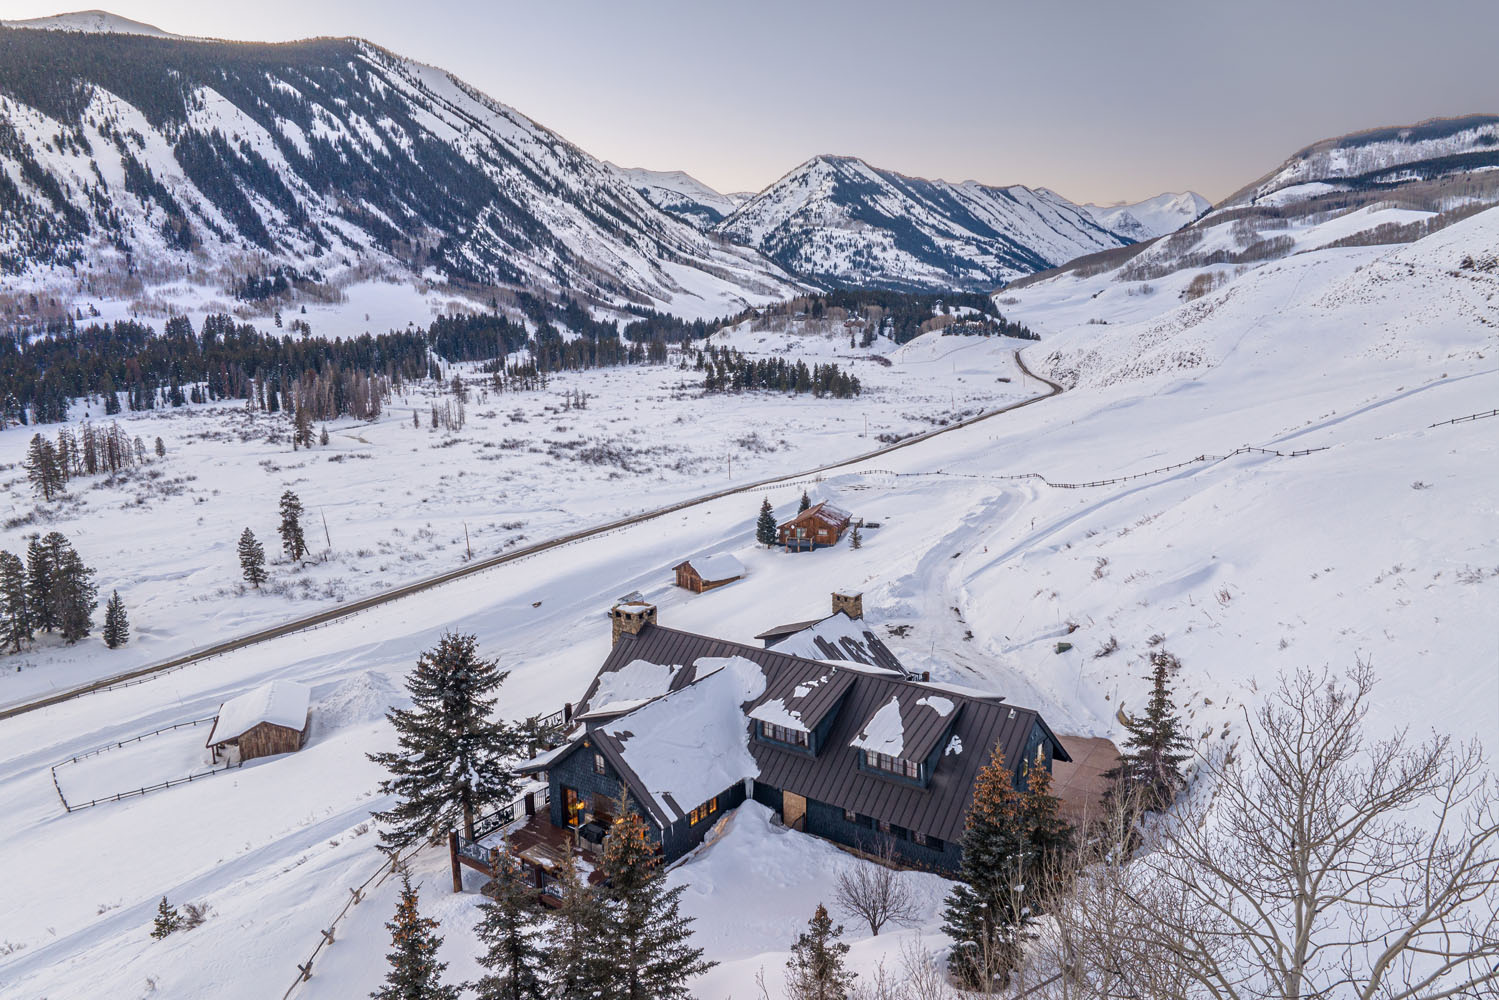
[[863, 749, 920, 780], [761, 721, 809, 749]]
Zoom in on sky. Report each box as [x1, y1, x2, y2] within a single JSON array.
[[2, 0, 1497, 204]]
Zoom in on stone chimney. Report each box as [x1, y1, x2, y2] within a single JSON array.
[[831, 590, 863, 620], [609, 602, 657, 646]]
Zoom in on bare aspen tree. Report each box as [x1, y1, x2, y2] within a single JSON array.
[[1026, 661, 1499, 1000], [834, 840, 919, 936]]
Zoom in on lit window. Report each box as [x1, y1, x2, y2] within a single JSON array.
[[593, 753, 606, 775]]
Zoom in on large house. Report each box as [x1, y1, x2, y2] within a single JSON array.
[[518, 596, 1069, 874]]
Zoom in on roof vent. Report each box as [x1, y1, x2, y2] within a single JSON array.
[[1008, 708, 1016, 719]]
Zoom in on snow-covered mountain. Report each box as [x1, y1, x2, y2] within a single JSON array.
[[0, 9, 174, 37], [609, 164, 750, 228], [1219, 114, 1499, 211], [1082, 191, 1209, 241], [715, 154, 1132, 293], [0, 25, 800, 319]]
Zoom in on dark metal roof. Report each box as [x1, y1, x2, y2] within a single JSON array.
[[754, 618, 824, 641], [763, 611, 908, 675], [561, 624, 1070, 843]]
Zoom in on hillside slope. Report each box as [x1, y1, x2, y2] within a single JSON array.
[[610, 163, 749, 228], [0, 27, 801, 321], [716, 154, 1130, 293], [1083, 190, 1209, 240]]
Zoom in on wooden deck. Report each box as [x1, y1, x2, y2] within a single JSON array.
[[1051, 734, 1120, 824], [454, 812, 606, 902]]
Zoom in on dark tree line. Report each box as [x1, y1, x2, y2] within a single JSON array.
[[698, 345, 861, 397], [0, 531, 99, 651]]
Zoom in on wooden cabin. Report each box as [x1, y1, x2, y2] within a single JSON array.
[[777, 501, 853, 552], [206, 680, 311, 764], [672, 553, 746, 593]]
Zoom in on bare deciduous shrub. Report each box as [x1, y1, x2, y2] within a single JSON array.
[[834, 841, 918, 936]]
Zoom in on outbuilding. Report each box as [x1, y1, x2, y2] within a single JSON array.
[[672, 553, 746, 593], [777, 501, 853, 551], [205, 680, 312, 764]]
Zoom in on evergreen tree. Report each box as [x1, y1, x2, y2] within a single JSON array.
[[319, 425, 330, 446], [1019, 759, 1073, 889], [755, 497, 778, 547], [799, 490, 811, 513], [238, 528, 268, 588], [154, 436, 166, 457], [150, 896, 183, 939], [278, 490, 308, 562], [55, 546, 98, 644], [545, 848, 607, 1000], [25, 535, 57, 633], [25, 434, 64, 500], [368, 632, 522, 849], [102, 590, 129, 648], [372, 870, 460, 1000], [942, 746, 1030, 989], [0, 551, 32, 653], [1103, 649, 1191, 813], [597, 807, 714, 1000], [471, 845, 547, 1000], [785, 903, 856, 1000], [850, 525, 862, 550]]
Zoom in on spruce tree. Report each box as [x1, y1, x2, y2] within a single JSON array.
[[597, 808, 714, 1000], [25, 535, 57, 633], [368, 632, 522, 849], [238, 528, 268, 588], [799, 490, 812, 513], [471, 846, 547, 1000], [25, 434, 63, 500], [755, 497, 778, 547], [1019, 759, 1073, 886], [278, 490, 308, 562], [372, 870, 460, 1000], [545, 848, 607, 1000], [102, 590, 129, 648], [1104, 649, 1191, 813], [151, 896, 182, 939], [0, 551, 31, 653], [55, 547, 98, 644], [942, 746, 1029, 989], [154, 436, 166, 458], [785, 903, 856, 1000], [850, 525, 862, 550]]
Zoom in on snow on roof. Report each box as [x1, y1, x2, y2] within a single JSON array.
[[916, 678, 1006, 702], [682, 552, 745, 582], [850, 695, 906, 757], [603, 656, 766, 822], [773, 613, 870, 661], [916, 695, 955, 717], [748, 698, 811, 732], [819, 501, 852, 521], [207, 681, 310, 746], [591, 659, 679, 709]]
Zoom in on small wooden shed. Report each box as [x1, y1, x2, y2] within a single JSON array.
[[206, 680, 312, 764], [673, 553, 746, 593], [777, 501, 853, 552]]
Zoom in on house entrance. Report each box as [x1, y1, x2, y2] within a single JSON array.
[[783, 791, 807, 831]]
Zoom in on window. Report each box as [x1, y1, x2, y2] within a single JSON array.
[[911, 830, 926, 846], [878, 819, 891, 835], [688, 796, 719, 825], [593, 753, 606, 775], [761, 722, 809, 748], [863, 750, 920, 780], [843, 808, 857, 823]]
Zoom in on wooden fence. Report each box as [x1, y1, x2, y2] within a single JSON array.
[[1430, 407, 1499, 428], [49, 716, 245, 812]]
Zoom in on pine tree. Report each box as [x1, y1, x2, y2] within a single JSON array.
[[1103, 649, 1191, 813], [755, 497, 778, 547], [372, 870, 459, 1000], [942, 746, 1030, 989], [785, 903, 856, 1000], [850, 525, 862, 550], [102, 590, 129, 648], [25, 535, 57, 633], [238, 528, 268, 588], [545, 848, 607, 1000], [278, 490, 308, 562], [25, 434, 64, 500], [368, 632, 522, 849], [1019, 759, 1073, 885], [799, 490, 812, 513], [52, 540, 98, 644], [319, 425, 330, 446], [0, 551, 32, 653], [597, 807, 714, 1000], [151, 896, 182, 939], [154, 436, 166, 458], [471, 845, 547, 1000]]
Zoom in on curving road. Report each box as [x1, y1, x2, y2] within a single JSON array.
[[0, 348, 1062, 721]]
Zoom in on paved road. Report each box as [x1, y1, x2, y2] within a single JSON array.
[[0, 348, 1062, 721]]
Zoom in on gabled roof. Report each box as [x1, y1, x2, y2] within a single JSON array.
[[766, 611, 907, 675], [206, 680, 310, 748], [778, 501, 852, 531], [551, 623, 1069, 843], [674, 552, 745, 583]]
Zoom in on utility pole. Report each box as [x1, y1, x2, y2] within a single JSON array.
[[464, 521, 472, 560], [320, 508, 331, 549]]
